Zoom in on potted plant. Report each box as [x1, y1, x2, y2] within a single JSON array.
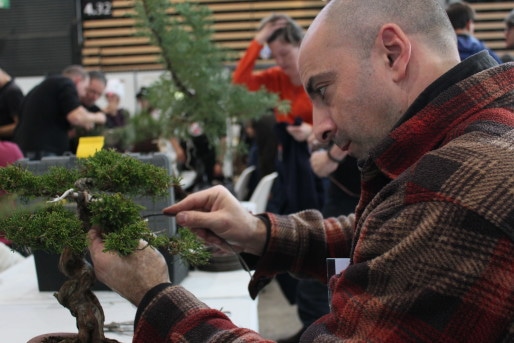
[[0, 149, 209, 343], [126, 0, 288, 179]]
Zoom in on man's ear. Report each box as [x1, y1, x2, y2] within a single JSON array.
[[377, 23, 411, 82]]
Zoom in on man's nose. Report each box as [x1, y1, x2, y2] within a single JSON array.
[[313, 108, 335, 145]]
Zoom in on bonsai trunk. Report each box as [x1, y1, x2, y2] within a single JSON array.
[[51, 187, 119, 343], [54, 248, 118, 343]]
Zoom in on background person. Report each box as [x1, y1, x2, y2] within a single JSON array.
[[0, 67, 24, 140], [446, 1, 502, 62], [101, 78, 130, 151], [502, 9, 514, 62], [132, 86, 186, 166], [14, 65, 106, 159], [89, 0, 514, 342], [81, 70, 107, 113], [233, 13, 325, 215], [281, 141, 361, 342], [102, 78, 129, 129], [233, 14, 326, 340], [70, 70, 108, 153]]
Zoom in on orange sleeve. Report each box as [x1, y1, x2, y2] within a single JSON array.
[[232, 40, 279, 91], [232, 40, 313, 125]]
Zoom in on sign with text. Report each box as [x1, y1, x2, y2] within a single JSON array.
[[81, 0, 112, 19]]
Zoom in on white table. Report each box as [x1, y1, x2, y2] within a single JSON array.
[[0, 255, 258, 342]]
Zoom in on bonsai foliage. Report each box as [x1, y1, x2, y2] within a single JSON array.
[[0, 150, 209, 343], [0, 149, 208, 263], [128, 0, 288, 146]]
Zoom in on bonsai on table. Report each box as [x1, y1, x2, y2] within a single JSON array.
[[0, 149, 209, 343]]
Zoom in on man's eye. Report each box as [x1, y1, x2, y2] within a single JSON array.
[[316, 86, 327, 99]]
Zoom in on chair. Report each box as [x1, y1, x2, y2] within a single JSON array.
[[241, 171, 278, 213], [233, 165, 256, 200]]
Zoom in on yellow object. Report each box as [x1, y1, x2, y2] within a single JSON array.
[[76, 136, 105, 158]]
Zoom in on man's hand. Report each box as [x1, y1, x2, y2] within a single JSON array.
[[255, 19, 288, 44], [88, 229, 170, 306], [163, 185, 268, 256], [94, 112, 107, 125], [310, 149, 339, 177], [286, 122, 312, 142]]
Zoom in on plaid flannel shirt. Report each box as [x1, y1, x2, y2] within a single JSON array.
[[134, 52, 514, 342]]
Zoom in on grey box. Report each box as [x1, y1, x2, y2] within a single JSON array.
[[17, 153, 189, 291]]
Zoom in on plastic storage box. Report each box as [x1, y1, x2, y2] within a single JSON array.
[[17, 152, 189, 291]]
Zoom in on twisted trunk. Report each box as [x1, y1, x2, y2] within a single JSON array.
[[54, 249, 114, 343], [51, 186, 119, 343]]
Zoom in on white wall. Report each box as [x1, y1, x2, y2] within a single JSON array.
[[16, 70, 166, 115]]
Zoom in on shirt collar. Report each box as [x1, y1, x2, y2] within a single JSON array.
[[360, 51, 499, 176], [397, 51, 498, 129]]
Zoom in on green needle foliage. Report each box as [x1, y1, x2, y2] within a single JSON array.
[[0, 204, 85, 253], [0, 149, 209, 265], [79, 149, 170, 196], [0, 164, 79, 199], [128, 0, 288, 147]]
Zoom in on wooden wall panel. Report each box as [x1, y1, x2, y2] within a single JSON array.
[[81, 1, 514, 72], [81, 0, 326, 71], [473, 1, 514, 58]]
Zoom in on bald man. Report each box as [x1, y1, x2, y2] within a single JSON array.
[[88, 1, 514, 342]]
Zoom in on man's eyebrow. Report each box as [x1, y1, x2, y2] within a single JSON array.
[[305, 77, 316, 97], [305, 72, 333, 97]]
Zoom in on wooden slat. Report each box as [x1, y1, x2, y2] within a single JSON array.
[[472, 2, 514, 11], [84, 36, 150, 47], [201, 1, 323, 12], [95, 46, 161, 55], [84, 28, 137, 38], [111, 0, 135, 8], [210, 9, 320, 22], [83, 18, 136, 28], [212, 18, 314, 31], [112, 8, 136, 17], [475, 22, 508, 30], [476, 11, 512, 21], [484, 41, 510, 49], [82, 47, 101, 55], [471, 2, 513, 59], [97, 55, 161, 65], [81, 0, 325, 70], [97, 63, 164, 72], [82, 1, 514, 71], [475, 31, 507, 40]]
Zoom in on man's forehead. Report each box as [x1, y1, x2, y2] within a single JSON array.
[[304, 9, 327, 41], [89, 79, 106, 89], [299, 20, 329, 67]]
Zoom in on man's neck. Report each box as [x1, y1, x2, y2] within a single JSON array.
[[454, 28, 471, 36]]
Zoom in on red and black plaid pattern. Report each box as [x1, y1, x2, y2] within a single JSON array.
[[133, 58, 514, 343]]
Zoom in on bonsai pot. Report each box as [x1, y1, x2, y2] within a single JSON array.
[[27, 332, 120, 343], [27, 332, 79, 343]]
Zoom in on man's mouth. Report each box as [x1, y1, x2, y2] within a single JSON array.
[[339, 141, 351, 151]]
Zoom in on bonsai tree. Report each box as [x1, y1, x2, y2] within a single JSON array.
[[127, 0, 288, 177], [0, 149, 209, 343]]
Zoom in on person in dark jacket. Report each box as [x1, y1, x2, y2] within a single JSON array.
[[0, 67, 23, 140], [14, 65, 106, 159], [446, 1, 502, 63]]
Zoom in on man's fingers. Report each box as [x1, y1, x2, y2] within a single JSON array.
[[174, 210, 225, 230]]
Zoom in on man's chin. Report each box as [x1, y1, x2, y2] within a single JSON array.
[[340, 142, 367, 160]]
